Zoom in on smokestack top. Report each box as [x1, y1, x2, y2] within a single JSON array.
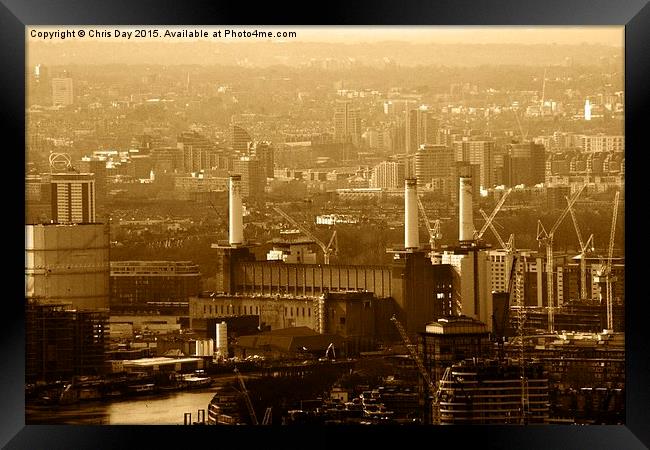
[[405, 178, 417, 186], [230, 174, 242, 181]]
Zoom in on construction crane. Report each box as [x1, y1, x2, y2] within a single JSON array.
[[566, 196, 595, 301], [234, 367, 258, 425], [417, 195, 442, 251], [595, 191, 620, 330], [390, 315, 444, 423], [479, 209, 514, 253], [536, 183, 586, 333], [475, 188, 512, 241], [320, 342, 336, 361], [273, 206, 338, 264], [539, 67, 547, 117], [513, 107, 528, 142], [261, 407, 273, 425]]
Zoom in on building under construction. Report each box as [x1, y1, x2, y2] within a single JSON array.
[[437, 358, 549, 424], [26, 302, 109, 383]]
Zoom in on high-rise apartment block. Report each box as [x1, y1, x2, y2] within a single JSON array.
[[370, 160, 405, 189], [406, 107, 438, 154], [51, 77, 73, 107], [50, 173, 96, 224], [334, 101, 361, 145], [453, 138, 495, 189]]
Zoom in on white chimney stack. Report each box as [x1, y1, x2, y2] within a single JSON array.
[[404, 178, 419, 249], [459, 176, 474, 242], [229, 175, 244, 246]]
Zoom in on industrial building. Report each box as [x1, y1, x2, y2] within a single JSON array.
[[109, 261, 202, 307], [208, 173, 496, 339], [25, 223, 110, 310]]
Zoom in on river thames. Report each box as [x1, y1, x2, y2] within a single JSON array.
[[24, 373, 246, 426]]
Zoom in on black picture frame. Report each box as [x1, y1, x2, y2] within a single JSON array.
[[3, 0, 649, 448]]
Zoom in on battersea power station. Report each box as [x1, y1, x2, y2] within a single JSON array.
[[190, 172, 494, 354]]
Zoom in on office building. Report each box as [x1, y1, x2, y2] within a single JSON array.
[[231, 124, 252, 153], [232, 156, 265, 199], [51, 77, 73, 107], [503, 142, 546, 187], [249, 141, 275, 178], [420, 316, 491, 383]]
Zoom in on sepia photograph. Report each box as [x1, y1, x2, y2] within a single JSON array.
[[23, 24, 627, 429]]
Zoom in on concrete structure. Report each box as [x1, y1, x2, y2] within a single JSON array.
[[439, 248, 493, 332], [458, 176, 474, 242], [215, 321, 228, 358], [50, 172, 96, 224], [25, 223, 110, 310], [404, 178, 419, 249], [228, 175, 244, 246]]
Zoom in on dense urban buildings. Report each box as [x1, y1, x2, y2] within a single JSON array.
[[24, 27, 625, 427]]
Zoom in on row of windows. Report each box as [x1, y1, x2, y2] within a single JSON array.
[[200, 304, 315, 318], [203, 304, 261, 315], [285, 307, 311, 318]]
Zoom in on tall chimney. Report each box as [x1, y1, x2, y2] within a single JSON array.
[[404, 178, 419, 249], [459, 176, 474, 242], [229, 175, 243, 246]]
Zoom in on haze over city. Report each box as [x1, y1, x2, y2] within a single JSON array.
[[25, 26, 625, 427]]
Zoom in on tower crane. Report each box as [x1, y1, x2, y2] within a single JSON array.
[[417, 195, 442, 251], [273, 206, 338, 264], [390, 315, 446, 424], [566, 196, 595, 301], [536, 183, 586, 333], [474, 188, 512, 241], [540, 67, 547, 117], [234, 367, 258, 425], [595, 191, 620, 330]]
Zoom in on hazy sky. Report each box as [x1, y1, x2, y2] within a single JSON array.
[[27, 26, 624, 47]]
